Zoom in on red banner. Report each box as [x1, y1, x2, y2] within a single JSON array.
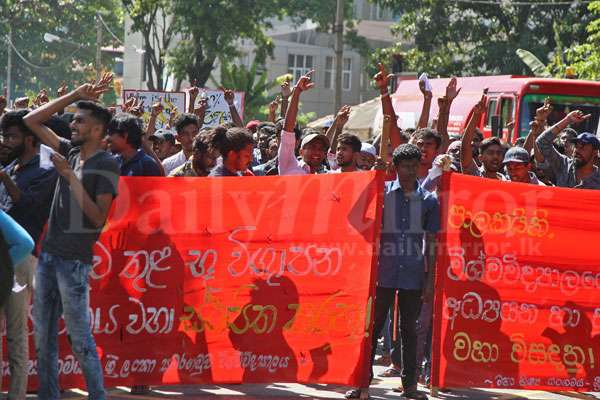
[[432, 172, 600, 392], [2, 172, 383, 390]]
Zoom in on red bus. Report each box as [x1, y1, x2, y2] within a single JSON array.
[[391, 75, 600, 143]]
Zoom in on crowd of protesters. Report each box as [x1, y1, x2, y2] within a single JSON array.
[[0, 62, 597, 400]]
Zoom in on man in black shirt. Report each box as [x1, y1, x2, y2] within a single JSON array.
[[24, 74, 119, 400]]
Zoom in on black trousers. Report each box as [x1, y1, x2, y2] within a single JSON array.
[[370, 286, 422, 389]]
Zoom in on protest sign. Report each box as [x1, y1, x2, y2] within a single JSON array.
[[191, 89, 245, 127], [432, 172, 600, 392], [5, 172, 383, 390], [123, 90, 186, 129]]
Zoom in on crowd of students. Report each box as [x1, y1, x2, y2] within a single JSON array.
[[0, 63, 597, 400]]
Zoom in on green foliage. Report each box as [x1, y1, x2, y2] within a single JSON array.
[[516, 49, 551, 78], [210, 59, 279, 121], [167, 0, 295, 88], [123, 0, 176, 91], [151, 0, 361, 89], [563, 1, 600, 80], [296, 109, 317, 127], [369, 0, 591, 77], [0, 0, 123, 99]]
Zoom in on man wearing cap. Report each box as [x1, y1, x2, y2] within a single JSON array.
[[503, 146, 545, 185], [149, 128, 179, 161], [357, 142, 377, 170], [536, 110, 600, 189], [278, 71, 329, 175]]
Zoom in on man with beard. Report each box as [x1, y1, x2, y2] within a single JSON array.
[[0, 110, 57, 399], [461, 95, 507, 180], [107, 113, 161, 177], [208, 127, 255, 177], [331, 133, 362, 173], [170, 134, 218, 177], [536, 110, 600, 189], [23, 74, 119, 400]]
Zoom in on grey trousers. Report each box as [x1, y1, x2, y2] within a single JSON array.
[[1, 254, 36, 400]]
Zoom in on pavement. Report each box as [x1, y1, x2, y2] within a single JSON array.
[[30, 366, 600, 399]]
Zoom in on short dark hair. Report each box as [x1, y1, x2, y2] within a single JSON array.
[[76, 101, 112, 132], [258, 123, 277, 138], [107, 113, 144, 149], [392, 143, 421, 166], [174, 113, 199, 134], [479, 137, 506, 154], [210, 127, 255, 158], [0, 110, 37, 145], [338, 133, 362, 153], [293, 126, 302, 141], [43, 115, 72, 140], [411, 128, 442, 149], [560, 128, 578, 139], [514, 137, 526, 148], [473, 128, 484, 141], [192, 135, 210, 155]]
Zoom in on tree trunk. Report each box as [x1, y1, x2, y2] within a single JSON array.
[[187, 44, 216, 87]]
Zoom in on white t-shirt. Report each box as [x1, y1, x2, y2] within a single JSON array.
[[162, 150, 188, 176]]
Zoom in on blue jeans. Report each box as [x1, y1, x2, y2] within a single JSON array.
[[33, 252, 105, 400]]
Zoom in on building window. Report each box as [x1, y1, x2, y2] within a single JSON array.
[[288, 54, 314, 83], [325, 56, 352, 91]]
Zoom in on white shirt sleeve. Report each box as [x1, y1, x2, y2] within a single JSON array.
[[277, 130, 306, 175]]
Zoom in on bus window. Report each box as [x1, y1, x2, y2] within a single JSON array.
[[486, 98, 498, 128], [518, 94, 600, 138], [500, 97, 514, 126]]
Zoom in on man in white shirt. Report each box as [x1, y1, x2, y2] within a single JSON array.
[[162, 114, 199, 176], [277, 70, 330, 175]]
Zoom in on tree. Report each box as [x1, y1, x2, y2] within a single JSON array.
[[165, 0, 361, 88], [122, 0, 175, 91], [210, 59, 279, 121], [166, 0, 282, 88], [0, 0, 123, 99], [564, 1, 600, 80], [368, 0, 591, 77]]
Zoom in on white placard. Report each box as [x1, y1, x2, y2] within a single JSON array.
[[122, 90, 186, 129], [40, 144, 55, 170], [191, 89, 245, 127], [419, 72, 433, 92]]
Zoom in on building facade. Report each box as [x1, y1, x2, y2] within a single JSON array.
[[122, 0, 398, 118]]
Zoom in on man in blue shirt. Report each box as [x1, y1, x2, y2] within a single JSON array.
[[107, 113, 162, 177], [348, 144, 440, 400]]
